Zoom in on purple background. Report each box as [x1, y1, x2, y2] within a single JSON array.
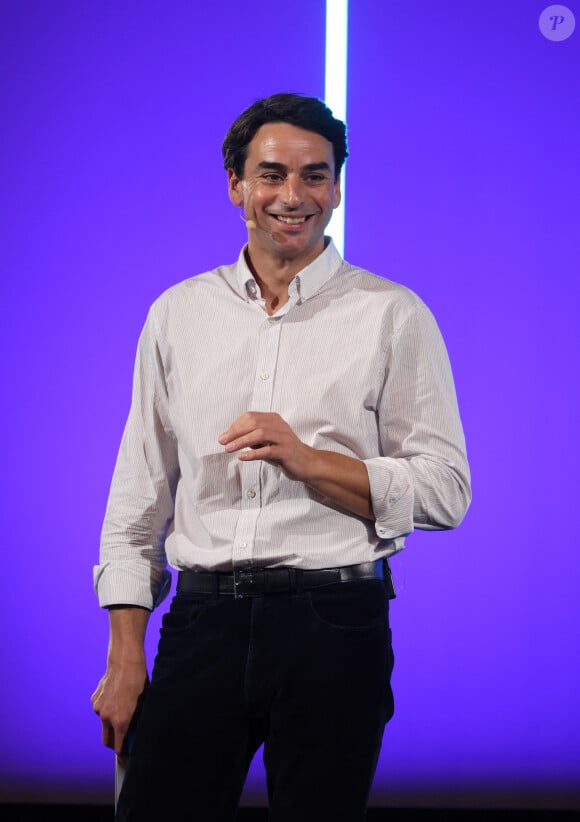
[[1, 0, 578, 810]]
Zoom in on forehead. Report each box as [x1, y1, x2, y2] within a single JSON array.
[[245, 122, 335, 172]]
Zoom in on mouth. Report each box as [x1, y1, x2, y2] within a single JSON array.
[[269, 214, 315, 225]]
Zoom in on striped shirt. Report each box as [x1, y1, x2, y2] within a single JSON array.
[[94, 240, 471, 609]]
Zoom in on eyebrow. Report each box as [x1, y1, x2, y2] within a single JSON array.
[[256, 161, 332, 174]]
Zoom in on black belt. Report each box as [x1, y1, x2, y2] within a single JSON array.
[[176, 560, 395, 599]]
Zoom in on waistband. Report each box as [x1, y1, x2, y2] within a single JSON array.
[[176, 559, 395, 599]]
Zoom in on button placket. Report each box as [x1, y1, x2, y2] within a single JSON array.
[[232, 316, 284, 568]]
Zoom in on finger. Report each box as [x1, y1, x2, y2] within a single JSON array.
[[223, 430, 273, 453], [90, 683, 103, 711], [101, 720, 115, 750], [238, 443, 278, 461], [218, 414, 253, 443], [218, 423, 254, 445], [219, 412, 280, 444], [114, 724, 130, 758]]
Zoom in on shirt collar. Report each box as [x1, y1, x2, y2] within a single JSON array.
[[235, 238, 343, 304]]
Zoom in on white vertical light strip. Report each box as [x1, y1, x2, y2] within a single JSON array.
[[324, 0, 348, 256]]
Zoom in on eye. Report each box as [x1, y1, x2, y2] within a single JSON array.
[[262, 173, 283, 182], [305, 173, 327, 183]]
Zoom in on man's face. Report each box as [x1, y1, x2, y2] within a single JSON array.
[[228, 122, 341, 268]]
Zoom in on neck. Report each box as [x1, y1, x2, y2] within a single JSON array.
[[244, 237, 327, 313], [244, 249, 295, 315]]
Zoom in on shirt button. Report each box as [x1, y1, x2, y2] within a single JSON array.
[[239, 541, 248, 549], [260, 371, 269, 380], [246, 489, 256, 499]]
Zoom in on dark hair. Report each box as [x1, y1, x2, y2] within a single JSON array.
[[222, 93, 348, 181]]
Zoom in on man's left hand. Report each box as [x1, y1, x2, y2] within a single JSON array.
[[219, 411, 373, 520], [219, 412, 314, 481]]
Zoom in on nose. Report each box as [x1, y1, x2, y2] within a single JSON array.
[[280, 174, 304, 208]]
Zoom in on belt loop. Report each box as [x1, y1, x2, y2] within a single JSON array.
[[294, 568, 303, 594], [233, 567, 245, 599]]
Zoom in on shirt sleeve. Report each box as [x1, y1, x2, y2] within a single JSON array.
[[364, 296, 471, 539], [93, 307, 179, 609]]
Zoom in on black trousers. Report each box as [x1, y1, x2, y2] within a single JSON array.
[[116, 579, 395, 821]]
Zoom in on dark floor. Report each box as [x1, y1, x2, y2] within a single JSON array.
[[1, 805, 578, 821]]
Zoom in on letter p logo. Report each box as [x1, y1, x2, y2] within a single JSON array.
[[539, 5, 576, 40]]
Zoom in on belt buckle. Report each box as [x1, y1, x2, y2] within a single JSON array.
[[233, 567, 264, 599]]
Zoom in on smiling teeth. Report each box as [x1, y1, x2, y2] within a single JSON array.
[[275, 215, 307, 224]]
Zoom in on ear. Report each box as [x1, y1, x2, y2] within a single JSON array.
[[228, 169, 244, 207], [332, 175, 341, 209]]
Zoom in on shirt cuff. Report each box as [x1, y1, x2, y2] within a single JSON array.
[[363, 457, 414, 539], [93, 560, 172, 610]]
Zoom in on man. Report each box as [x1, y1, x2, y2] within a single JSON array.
[[92, 93, 471, 821]]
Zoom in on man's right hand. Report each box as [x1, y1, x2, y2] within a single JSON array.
[[91, 659, 148, 764], [91, 605, 151, 764]]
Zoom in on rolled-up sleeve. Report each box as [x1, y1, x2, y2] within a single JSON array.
[[364, 296, 471, 539], [94, 308, 179, 610]]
